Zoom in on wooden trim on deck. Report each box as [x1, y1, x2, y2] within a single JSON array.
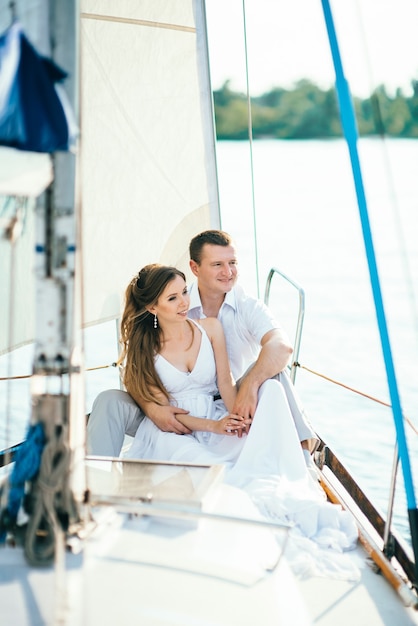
[[317, 439, 417, 588]]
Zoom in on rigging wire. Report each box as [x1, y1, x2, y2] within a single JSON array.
[[320, 0, 417, 583], [352, 0, 418, 565], [241, 0, 260, 298], [353, 0, 418, 349]]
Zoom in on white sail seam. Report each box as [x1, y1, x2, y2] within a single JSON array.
[[81, 13, 196, 33]]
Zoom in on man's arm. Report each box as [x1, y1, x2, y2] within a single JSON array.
[[128, 389, 192, 435], [232, 329, 293, 419]]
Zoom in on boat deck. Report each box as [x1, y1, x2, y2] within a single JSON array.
[[1, 485, 417, 626], [298, 543, 418, 626]]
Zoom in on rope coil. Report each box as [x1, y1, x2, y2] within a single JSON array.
[[24, 425, 77, 566], [0, 421, 78, 567]]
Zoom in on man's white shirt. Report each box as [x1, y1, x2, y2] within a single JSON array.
[[188, 282, 282, 381]]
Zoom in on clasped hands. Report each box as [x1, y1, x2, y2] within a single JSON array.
[[148, 403, 252, 437], [217, 413, 252, 437]]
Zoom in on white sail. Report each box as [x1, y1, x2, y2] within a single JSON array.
[[80, 0, 220, 328], [0, 0, 220, 353]]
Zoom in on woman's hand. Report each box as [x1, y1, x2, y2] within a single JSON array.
[[214, 413, 252, 437]]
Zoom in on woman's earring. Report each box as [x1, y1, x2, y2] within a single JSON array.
[[154, 314, 158, 329]]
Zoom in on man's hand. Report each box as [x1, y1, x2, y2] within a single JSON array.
[[147, 405, 192, 434], [232, 377, 258, 422]]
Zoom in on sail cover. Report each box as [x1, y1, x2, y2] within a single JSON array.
[[80, 0, 220, 328], [0, 21, 77, 153]]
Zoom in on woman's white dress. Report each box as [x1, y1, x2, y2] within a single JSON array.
[[127, 322, 359, 580]]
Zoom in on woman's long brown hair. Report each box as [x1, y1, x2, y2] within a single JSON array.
[[118, 264, 186, 405]]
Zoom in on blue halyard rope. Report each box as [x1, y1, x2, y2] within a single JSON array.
[[320, 0, 418, 580], [0, 422, 46, 542]]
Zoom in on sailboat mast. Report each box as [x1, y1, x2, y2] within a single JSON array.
[[25, 0, 84, 565], [32, 0, 78, 425]]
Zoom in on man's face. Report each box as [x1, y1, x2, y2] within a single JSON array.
[[190, 244, 238, 295]]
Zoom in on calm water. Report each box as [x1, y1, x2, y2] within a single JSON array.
[[2, 138, 418, 545], [217, 137, 418, 543]]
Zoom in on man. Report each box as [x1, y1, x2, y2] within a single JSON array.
[[87, 230, 318, 461]]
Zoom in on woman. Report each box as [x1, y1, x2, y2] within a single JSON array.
[[120, 264, 359, 579]]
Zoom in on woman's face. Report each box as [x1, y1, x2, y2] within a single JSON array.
[[150, 275, 190, 325]]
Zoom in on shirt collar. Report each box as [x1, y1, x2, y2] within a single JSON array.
[[223, 287, 237, 311], [188, 282, 237, 315], [188, 282, 203, 312]]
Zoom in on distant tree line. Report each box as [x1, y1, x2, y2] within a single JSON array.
[[213, 79, 418, 140]]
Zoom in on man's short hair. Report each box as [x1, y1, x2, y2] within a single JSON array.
[[189, 230, 233, 264]]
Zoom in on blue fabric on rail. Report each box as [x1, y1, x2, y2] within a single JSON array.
[[0, 21, 75, 152], [0, 422, 45, 543]]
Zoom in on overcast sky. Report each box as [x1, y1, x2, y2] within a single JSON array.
[[205, 0, 418, 97]]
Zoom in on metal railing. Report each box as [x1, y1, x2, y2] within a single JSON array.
[[263, 267, 305, 384]]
